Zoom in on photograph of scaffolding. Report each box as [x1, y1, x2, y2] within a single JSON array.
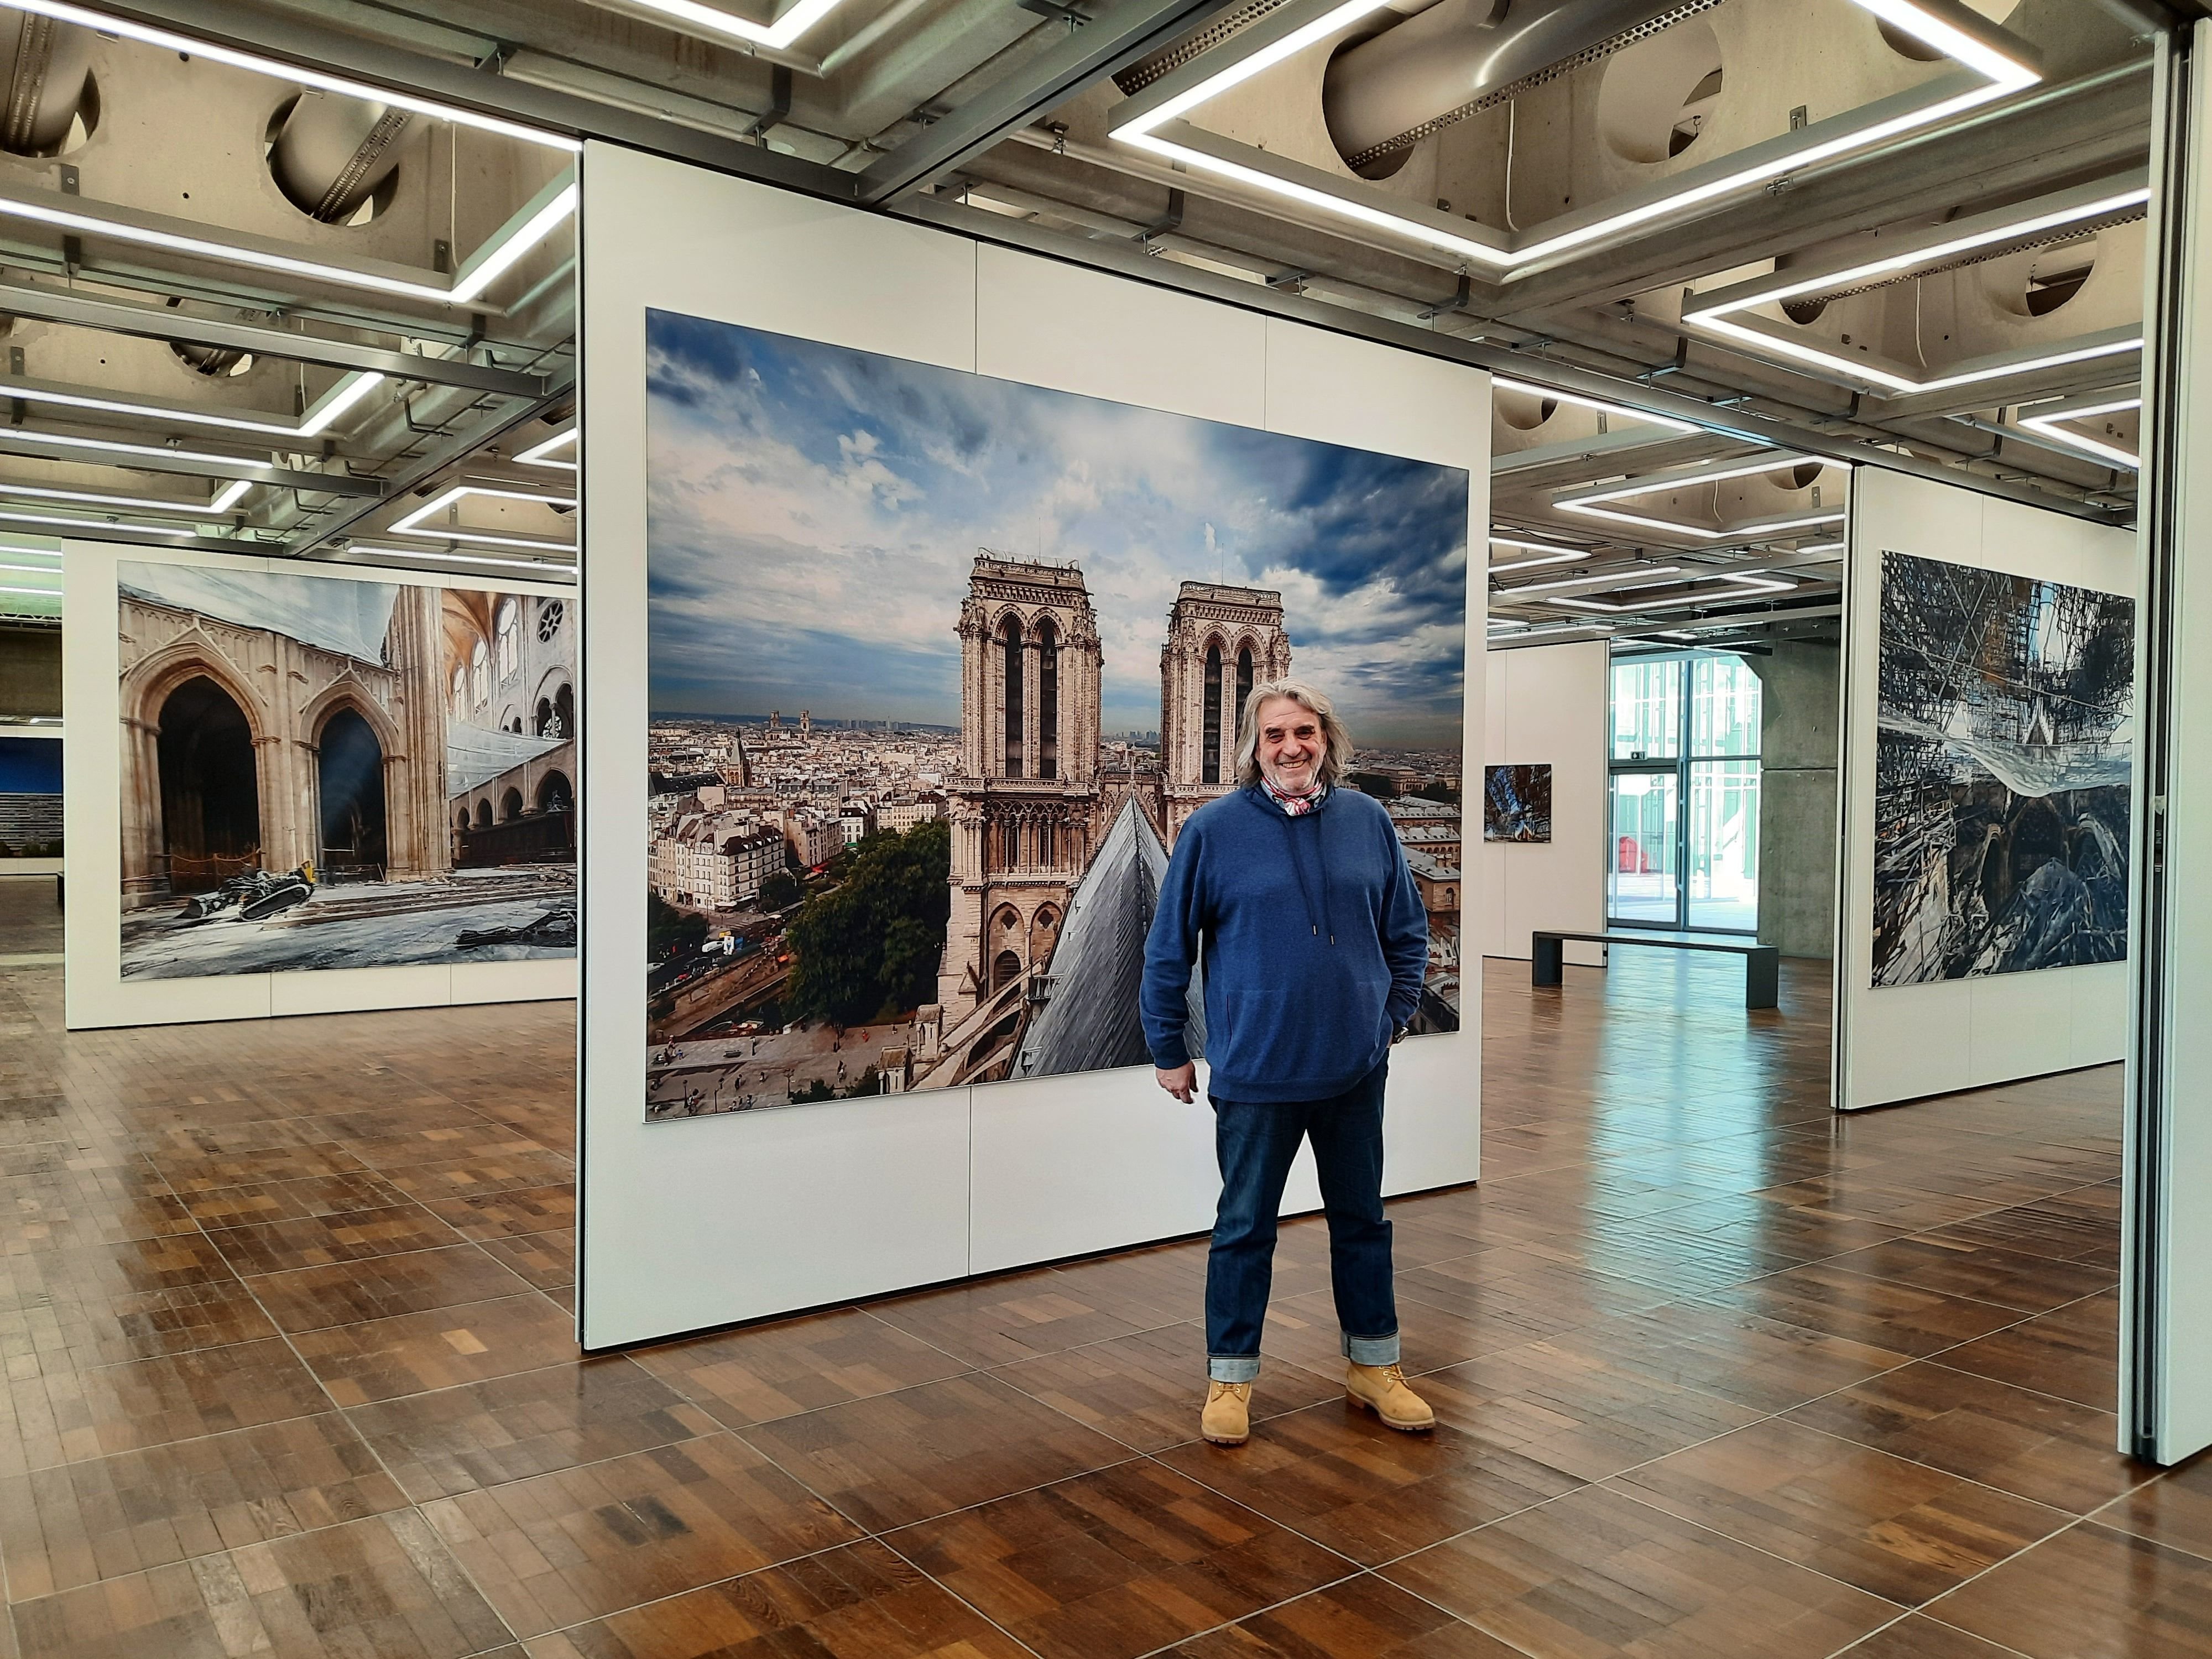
[[1872, 550, 2133, 985]]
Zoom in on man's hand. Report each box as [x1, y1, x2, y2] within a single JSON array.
[[1155, 1063, 1197, 1103]]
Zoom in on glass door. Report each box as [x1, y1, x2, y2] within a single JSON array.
[[1609, 650, 1762, 933], [1609, 769, 1679, 925]]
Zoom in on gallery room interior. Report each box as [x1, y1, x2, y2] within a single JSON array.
[[3, 1, 2212, 1656]]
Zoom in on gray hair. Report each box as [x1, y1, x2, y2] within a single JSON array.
[[1234, 678, 1355, 789]]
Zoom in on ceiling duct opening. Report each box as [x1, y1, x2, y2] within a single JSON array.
[[266, 91, 413, 226], [1322, 0, 1719, 175], [1596, 15, 1721, 162], [0, 15, 96, 158]]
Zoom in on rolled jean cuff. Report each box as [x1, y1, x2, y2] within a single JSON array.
[[1342, 1331, 1400, 1365], [1208, 1354, 1261, 1383]]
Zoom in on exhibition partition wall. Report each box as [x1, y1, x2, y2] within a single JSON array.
[[1480, 640, 1605, 966], [62, 540, 580, 1029], [1835, 470, 2136, 1111], [579, 142, 1486, 1350]]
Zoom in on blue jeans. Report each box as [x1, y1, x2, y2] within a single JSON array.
[[1206, 1058, 1398, 1383]]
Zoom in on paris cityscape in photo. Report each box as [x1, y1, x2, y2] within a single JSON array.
[[643, 310, 1469, 1118], [116, 561, 579, 979], [1872, 550, 2135, 986]]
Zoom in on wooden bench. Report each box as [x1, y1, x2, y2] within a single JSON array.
[[1532, 930, 1780, 1009]]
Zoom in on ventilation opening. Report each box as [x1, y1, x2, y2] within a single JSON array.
[[1598, 19, 1724, 166], [1784, 462, 1823, 491], [170, 340, 255, 378], [2025, 237, 2096, 317], [1496, 387, 1559, 431], [1780, 296, 1829, 326]]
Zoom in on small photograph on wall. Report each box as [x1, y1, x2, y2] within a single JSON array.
[[117, 561, 577, 978], [644, 309, 1469, 1117], [0, 735, 62, 859], [1482, 764, 1552, 843], [1873, 550, 2133, 985]]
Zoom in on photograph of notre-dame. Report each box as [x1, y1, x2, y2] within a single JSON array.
[[642, 311, 1469, 1119]]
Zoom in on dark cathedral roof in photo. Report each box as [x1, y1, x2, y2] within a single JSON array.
[[1014, 796, 1204, 1081]]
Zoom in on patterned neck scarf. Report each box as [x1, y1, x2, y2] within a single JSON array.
[[1260, 774, 1328, 817]]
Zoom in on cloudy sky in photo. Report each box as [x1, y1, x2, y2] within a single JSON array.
[[645, 310, 1468, 748]]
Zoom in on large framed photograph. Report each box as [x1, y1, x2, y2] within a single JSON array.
[[1872, 550, 2133, 985], [644, 310, 1469, 1118], [116, 561, 578, 979]]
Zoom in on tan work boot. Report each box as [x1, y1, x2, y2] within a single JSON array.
[[1346, 1362, 1435, 1431], [1201, 1380, 1251, 1445]]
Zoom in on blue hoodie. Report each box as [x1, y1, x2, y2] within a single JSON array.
[[1140, 784, 1430, 1103]]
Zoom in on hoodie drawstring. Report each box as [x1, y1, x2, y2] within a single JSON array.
[[1266, 796, 1334, 946]]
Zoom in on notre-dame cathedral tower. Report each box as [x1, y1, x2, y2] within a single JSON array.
[[1160, 581, 1292, 838], [938, 555, 1105, 1026]]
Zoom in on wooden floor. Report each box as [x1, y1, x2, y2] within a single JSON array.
[[0, 946, 2200, 1659]]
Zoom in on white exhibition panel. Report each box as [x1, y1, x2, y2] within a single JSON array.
[[579, 142, 1485, 1349], [61, 539, 578, 1030], [1836, 470, 2136, 1110], [1479, 641, 1606, 966]]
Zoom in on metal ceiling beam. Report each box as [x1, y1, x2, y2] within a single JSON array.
[[0, 283, 552, 400], [855, 0, 1241, 203], [81, 0, 857, 199], [0, 435, 384, 496], [285, 368, 577, 559], [899, 192, 2127, 523]]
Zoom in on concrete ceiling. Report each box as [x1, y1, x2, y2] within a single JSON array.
[[0, 0, 2161, 646]]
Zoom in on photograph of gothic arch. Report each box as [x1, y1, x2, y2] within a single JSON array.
[[643, 310, 1468, 1118], [117, 560, 578, 978]]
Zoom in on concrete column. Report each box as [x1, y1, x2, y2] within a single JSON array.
[[1749, 637, 1840, 959]]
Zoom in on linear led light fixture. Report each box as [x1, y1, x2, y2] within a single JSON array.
[[1553, 456, 1844, 540], [1494, 376, 1700, 434], [1550, 572, 1800, 613], [1488, 535, 1590, 574], [388, 484, 579, 552], [0, 508, 193, 538], [0, 481, 240, 515], [618, 0, 852, 52], [1108, 0, 2039, 275], [0, 370, 386, 441], [347, 542, 578, 578], [0, 426, 290, 471], [515, 426, 578, 469], [210, 481, 253, 513], [0, 583, 57, 596], [2018, 393, 2140, 471], [0, 0, 578, 152], [1499, 563, 1683, 596], [1682, 178, 2150, 395], [0, 176, 576, 308]]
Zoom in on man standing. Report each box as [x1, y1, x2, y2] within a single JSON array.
[[1141, 679, 1434, 1447]]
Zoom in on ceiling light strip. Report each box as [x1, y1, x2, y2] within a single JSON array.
[[2017, 395, 2141, 471], [0, 369, 385, 439], [1499, 564, 1683, 596], [346, 542, 578, 577], [0, 180, 573, 308], [0, 483, 237, 515], [515, 427, 578, 469], [619, 0, 852, 51], [1493, 375, 1700, 433], [0, 0, 580, 152]]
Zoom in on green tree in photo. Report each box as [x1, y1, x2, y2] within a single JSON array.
[[647, 888, 707, 964], [759, 870, 802, 911], [786, 820, 951, 1026]]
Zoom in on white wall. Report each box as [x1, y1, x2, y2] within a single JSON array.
[[578, 142, 1488, 1350], [1480, 640, 1606, 966], [1835, 469, 2135, 1110], [60, 540, 577, 1029]]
